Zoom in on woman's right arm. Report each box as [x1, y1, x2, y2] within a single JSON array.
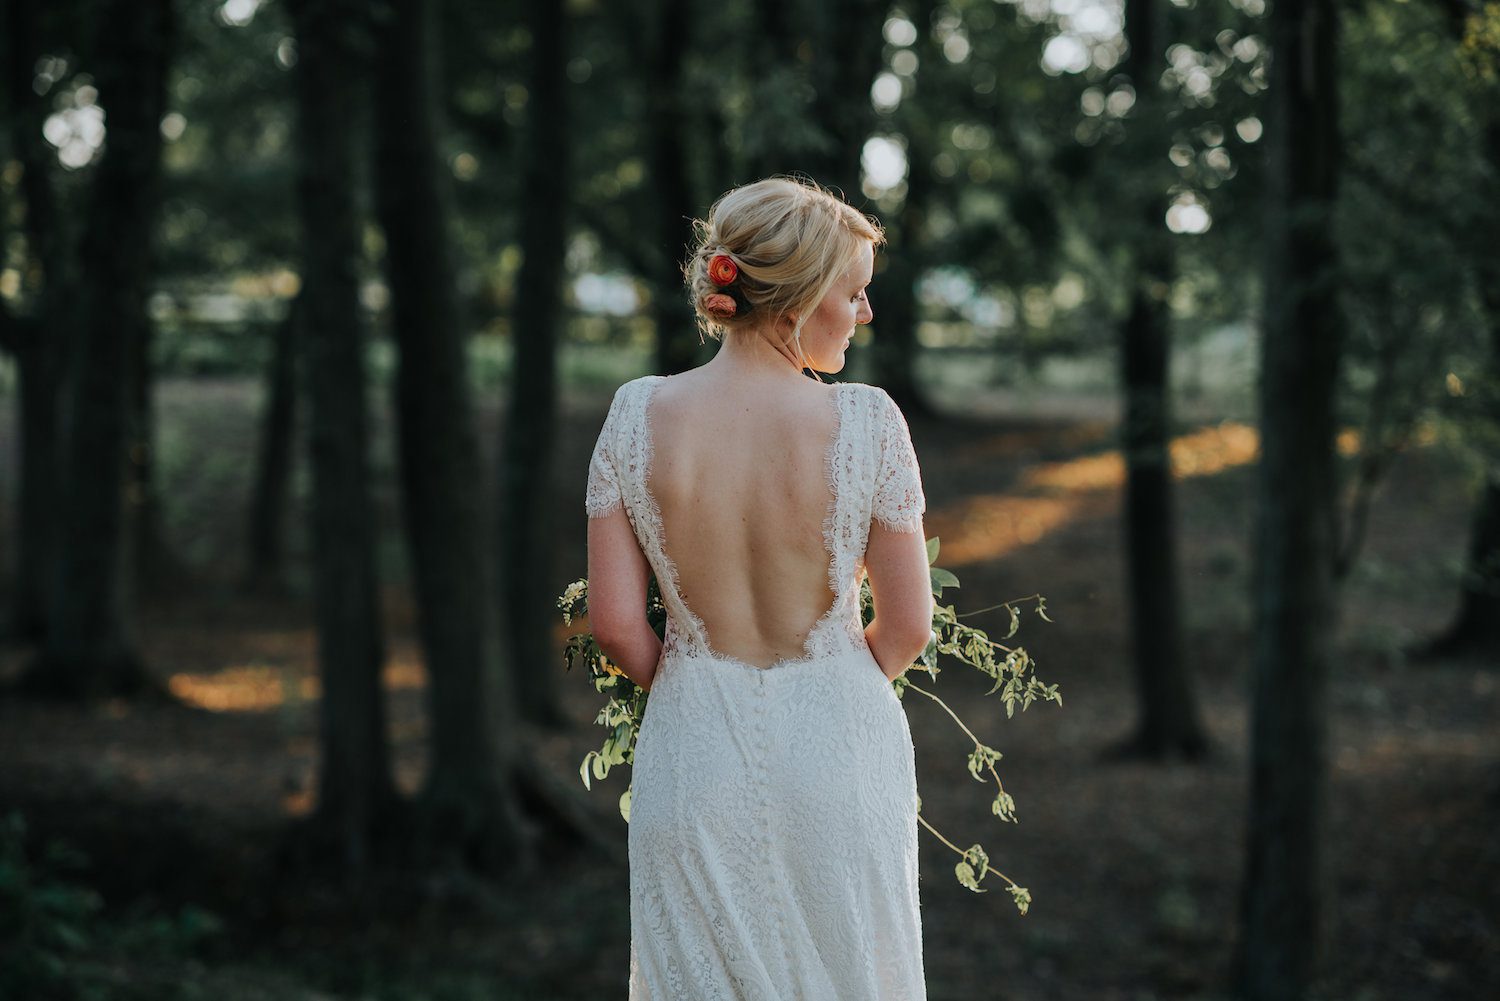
[[864, 520, 934, 682], [587, 510, 662, 691], [584, 381, 660, 690], [863, 389, 932, 682]]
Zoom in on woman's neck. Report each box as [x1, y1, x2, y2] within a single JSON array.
[[703, 327, 816, 383]]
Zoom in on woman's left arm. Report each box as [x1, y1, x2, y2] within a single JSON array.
[[587, 508, 662, 691]]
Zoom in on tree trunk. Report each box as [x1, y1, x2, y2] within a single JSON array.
[[745, 0, 801, 184], [648, 0, 702, 376], [6, 323, 60, 641], [868, 0, 935, 407], [1442, 472, 1500, 651], [807, 0, 886, 202], [371, 0, 533, 873], [285, 0, 399, 872], [1235, 1, 1342, 997], [1, 0, 67, 641], [18, 0, 173, 699], [1112, 0, 1208, 761], [1423, 402, 1500, 657], [499, 0, 571, 728], [244, 297, 301, 594], [127, 306, 182, 592], [1118, 271, 1210, 759], [1421, 120, 1500, 660]]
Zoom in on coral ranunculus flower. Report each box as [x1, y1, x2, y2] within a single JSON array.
[[708, 254, 738, 286], [703, 292, 738, 318]]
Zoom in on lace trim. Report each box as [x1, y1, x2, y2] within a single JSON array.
[[871, 388, 926, 534], [631, 376, 702, 662], [584, 384, 627, 519]]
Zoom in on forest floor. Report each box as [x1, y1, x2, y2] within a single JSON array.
[[0, 375, 1496, 1001]]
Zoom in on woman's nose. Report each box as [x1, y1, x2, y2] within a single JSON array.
[[858, 298, 874, 324]]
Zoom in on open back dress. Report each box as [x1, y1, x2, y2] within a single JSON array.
[[585, 373, 929, 1000]]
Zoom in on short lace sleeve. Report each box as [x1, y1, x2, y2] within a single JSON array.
[[871, 388, 926, 533], [585, 385, 627, 518]]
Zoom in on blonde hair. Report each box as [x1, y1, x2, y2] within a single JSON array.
[[682, 175, 885, 371]]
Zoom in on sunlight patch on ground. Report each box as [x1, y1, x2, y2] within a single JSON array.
[[932, 419, 1435, 569], [169, 657, 428, 712], [1025, 421, 1261, 493], [928, 494, 1089, 567], [937, 421, 1260, 567]]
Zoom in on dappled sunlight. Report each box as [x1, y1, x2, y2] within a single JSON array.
[[954, 421, 1115, 463], [1025, 421, 1261, 493], [927, 493, 1092, 567], [931, 419, 1426, 569], [169, 657, 428, 713], [934, 421, 1262, 567]]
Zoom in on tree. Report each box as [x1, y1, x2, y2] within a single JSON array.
[[243, 296, 301, 594], [805, 0, 887, 203], [18, 0, 174, 699], [0, 0, 70, 641], [1235, 0, 1343, 996], [1415, 0, 1500, 661], [1109, 0, 1209, 760], [866, 0, 937, 412], [284, 0, 399, 870], [371, 0, 533, 870], [498, 0, 573, 728], [645, 0, 703, 376]]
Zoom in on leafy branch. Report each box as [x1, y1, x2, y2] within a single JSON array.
[[555, 535, 1063, 913]]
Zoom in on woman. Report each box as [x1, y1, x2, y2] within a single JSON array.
[[585, 175, 932, 999]]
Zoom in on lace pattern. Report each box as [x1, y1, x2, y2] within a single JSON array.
[[870, 387, 926, 534], [584, 374, 929, 999]]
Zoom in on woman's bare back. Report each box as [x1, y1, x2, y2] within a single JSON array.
[[646, 370, 842, 669]]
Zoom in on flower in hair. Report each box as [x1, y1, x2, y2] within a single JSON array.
[[703, 292, 738, 318], [708, 253, 738, 286]]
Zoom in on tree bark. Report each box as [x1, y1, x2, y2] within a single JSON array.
[[244, 297, 301, 594], [806, 0, 886, 204], [746, 0, 802, 184], [868, 0, 935, 409], [499, 0, 571, 728], [127, 301, 182, 592], [1236, 0, 1342, 997], [285, 0, 399, 872], [648, 0, 702, 376], [1112, 0, 1208, 761], [18, 0, 173, 699], [1, 0, 68, 640], [1420, 119, 1500, 660], [1440, 472, 1500, 651], [371, 0, 533, 872]]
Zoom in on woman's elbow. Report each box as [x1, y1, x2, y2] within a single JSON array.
[[590, 615, 633, 660]]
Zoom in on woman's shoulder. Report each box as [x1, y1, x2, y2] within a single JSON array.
[[602, 373, 669, 409], [833, 379, 904, 421]]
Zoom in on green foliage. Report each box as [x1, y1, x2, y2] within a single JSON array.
[[0, 810, 104, 997], [556, 534, 1063, 914], [0, 810, 225, 999]]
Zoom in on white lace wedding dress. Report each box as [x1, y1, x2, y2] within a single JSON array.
[[585, 374, 929, 1000]]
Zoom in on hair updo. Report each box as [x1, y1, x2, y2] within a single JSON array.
[[682, 175, 885, 365]]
